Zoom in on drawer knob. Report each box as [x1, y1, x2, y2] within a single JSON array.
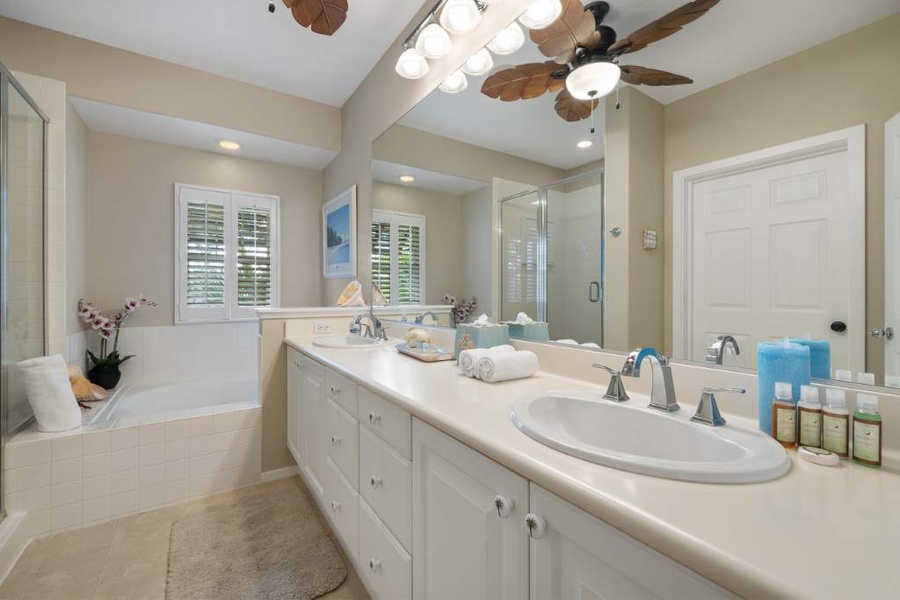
[[494, 495, 515, 519], [331, 501, 341, 512], [330, 386, 341, 395], [370, 476, 383, 488], [369, 558, 381, 572], [368, 412, 382, 425], [331, 435, 342, 446], [525, 513, 546, 539]]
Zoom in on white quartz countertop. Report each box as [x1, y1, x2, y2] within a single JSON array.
[[287, 337, 900, 599]]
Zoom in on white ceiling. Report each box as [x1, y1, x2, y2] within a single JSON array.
[[372, 160, 488, 195], [400, 0, 899, 170], [70, 97, 338, 170], [0, 0, 425, 107]]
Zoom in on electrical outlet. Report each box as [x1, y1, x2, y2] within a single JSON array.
[[313, 322, 331, 333]]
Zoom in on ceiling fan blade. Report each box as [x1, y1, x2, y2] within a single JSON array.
[[482, 63, 566, 102], [619, 65, 693, 86], [530, 0, 597, 61], [283, 0, 348, 36], [554, 88, 599, 122], [609, 0, 719, 55]]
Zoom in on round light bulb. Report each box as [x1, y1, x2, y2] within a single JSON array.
[[566, 61, 620, 100], [415, 23, 452, 59], [461, 48, 494, 77], [440, 70, 469, 94], [439, 0, 482, 35], [577, 140, 593, 149], [487, 22, 525, 55], [519, 0, 562, 30], [395, 48, 430, 80]]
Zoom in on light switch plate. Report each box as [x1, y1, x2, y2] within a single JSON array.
[[642, 228, 658, 250], [313, 322, 331, 333]]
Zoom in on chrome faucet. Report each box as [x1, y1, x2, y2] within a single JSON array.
[[706, 335, 740, 365], [414, 311, 437, 324], [691, 387, 745, 427], [592, 364, 630, 403], [352, 307, 387, 341], [621, 347, 680, 412]]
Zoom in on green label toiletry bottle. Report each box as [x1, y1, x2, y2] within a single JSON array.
[[822, 388, 849, 457], [797, 385, 822, 448], [852, 394, 882, 467], [771, 382, 796, 449]]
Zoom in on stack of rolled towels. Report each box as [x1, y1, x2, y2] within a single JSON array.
[[458, 345, 539, 383]]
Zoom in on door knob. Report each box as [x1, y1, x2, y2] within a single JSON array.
[[830, 321, 847, 333], [871, 327, 895, 341], [525, 514, 547, 539]]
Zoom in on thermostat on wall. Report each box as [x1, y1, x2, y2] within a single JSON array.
[[642, 228, 658, 250]]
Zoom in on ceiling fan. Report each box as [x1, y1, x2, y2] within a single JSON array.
[[481, 0, 719, 122], [280, 0, 348, 36]]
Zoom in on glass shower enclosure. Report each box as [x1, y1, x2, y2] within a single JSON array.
[[499, 170, 605, 345], [1, 63, 48, 519]]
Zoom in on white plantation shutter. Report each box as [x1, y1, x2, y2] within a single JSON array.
[[371, 210, 425, 305], [371, 219, 392, 302], [176, 185, 279, 323]]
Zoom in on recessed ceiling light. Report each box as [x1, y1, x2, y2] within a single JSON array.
[[400, 175, 416, 183], [577, 140, 593, 149], [218, 139, 241, 151]]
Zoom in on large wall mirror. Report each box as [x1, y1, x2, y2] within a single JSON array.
[[372, 1, 900, 391]]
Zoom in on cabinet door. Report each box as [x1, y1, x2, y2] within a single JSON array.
[[529, 485, 732, 600], [300, 358, 326, 499], [412, 419, 528, 600], [286, 349, 303, 466]]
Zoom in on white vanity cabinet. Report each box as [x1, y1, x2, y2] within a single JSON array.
[[412, 419, 529, 600], [528, 485, 731, 600], [286, 348, 303, 466], [298, 355, 327, 499]]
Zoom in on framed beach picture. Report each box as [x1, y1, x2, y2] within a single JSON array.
[[323, 185, 357, 279]]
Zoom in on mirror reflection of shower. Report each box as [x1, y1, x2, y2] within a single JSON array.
[[500, 169, 604, 346]]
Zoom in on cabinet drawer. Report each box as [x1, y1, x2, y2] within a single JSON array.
[[359, 387, 412, 459], [322, 456, 359, 564], [360, 425, 412, 551], [326, 369, 358, 417], [360, 498, 412, 600], [325, 399, 359, 487]]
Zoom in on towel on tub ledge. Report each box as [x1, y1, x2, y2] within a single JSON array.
[[475, 350, 539, 383], [17, 354, 82, 432], [458, 345, 515, 377]]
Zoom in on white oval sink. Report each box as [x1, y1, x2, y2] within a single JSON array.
[[510, 391, 790, 484], [313, 335, 392, 349]]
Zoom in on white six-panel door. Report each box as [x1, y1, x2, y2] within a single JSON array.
[[885, 113, 900, 388]]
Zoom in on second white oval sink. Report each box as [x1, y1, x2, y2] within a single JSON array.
[[313, 335, 391, 349], [510, 391, 790, 484]]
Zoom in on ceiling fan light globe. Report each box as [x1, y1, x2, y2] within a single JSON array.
[[440, 70, 469, 94], [519, 0, 562, 30], [566, 62, 620, 100], [395, 48, 430, 80], [439, 0, 482, 35], [415, 23, 453, 59], [461, 48, 494, 76], [487, 22, 525, 55]]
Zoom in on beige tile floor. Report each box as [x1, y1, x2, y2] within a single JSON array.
[[0, 477, 369, 600]]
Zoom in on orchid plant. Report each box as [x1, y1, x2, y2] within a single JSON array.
[[77, 295, 157, 370], [442, 294, 477, 325]]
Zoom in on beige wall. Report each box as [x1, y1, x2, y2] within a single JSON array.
[[662, 14, 900, 377], [0, 17, 340, 151], [65, 102, 89, 335], [372, 182, 463, 305], [86, 133, 323, 326], [461, 186, 494, 316]]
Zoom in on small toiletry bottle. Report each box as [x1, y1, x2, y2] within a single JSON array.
[[797, 385, 822, 448], [822, 389, 850, 457], [834, 369, 852, 382], [857, 372, 876, 386], [853, 394, 882, 467], [771, 382, 796, 449]]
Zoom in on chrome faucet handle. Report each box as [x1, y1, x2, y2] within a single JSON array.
[[691, 387, 745, 427], [592, 364, 630, 403]]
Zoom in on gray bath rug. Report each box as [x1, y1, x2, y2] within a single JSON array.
[[166, 482, 348, 600]]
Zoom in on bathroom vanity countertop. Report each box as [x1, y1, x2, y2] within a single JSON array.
[[287, 337, 900, 599]]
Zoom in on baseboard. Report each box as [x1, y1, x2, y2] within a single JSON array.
[[0, 513, 28, 585], [261, 465, 299, 482]]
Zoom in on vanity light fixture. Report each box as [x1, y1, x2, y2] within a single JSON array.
[[400, 175, 416, 183], [518, 0, 562, 30], [487, 22, 525, 55], [395, 48, 430, 79], [577, 140, 593, 149], [439, 69, 469, 94], [566, 60, 621, 100], [218, 139, 241, 151], [439, 0, 482, 35], [462, 48, 494, 76], [415, 23, 453, 59]]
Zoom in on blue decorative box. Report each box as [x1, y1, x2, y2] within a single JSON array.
[[506, 322, 550, 342], [454, 324, 510, 359]]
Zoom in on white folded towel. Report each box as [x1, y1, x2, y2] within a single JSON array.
[[581, 342, 601, 348], [475, 350, 539, 383], [556, 339, 578, 345], [17, 355, 82, 432], [458, 345, 515, 377]]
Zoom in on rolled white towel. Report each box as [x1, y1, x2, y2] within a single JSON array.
[[581, 342, 601, 348], [556, 339, 578, 345], [458, 345, 515, 377], [17, 355, 81, 432], [475, 351, 539, 383]]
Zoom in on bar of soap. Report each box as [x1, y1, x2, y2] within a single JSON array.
[[405, 328, 431, 348]]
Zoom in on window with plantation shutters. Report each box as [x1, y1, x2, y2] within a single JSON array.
[[371, 210, 426, 305], [176, 185, 279, 323]]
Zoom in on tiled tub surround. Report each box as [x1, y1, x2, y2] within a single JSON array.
[[3, 404, 261, 538]]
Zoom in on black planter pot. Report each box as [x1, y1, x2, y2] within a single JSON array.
[[88, 366, 121, 390]]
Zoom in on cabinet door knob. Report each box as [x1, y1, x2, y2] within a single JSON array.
[[494, 495, 515, 519], [368, 412, 381, 425], [331, 435, 342, 446], [370, 476, 383, 488], [331, 501, 341, 512], [525, 513, 547, 539], [330, 386, 341, 395], [369, 558, 381, 572]]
